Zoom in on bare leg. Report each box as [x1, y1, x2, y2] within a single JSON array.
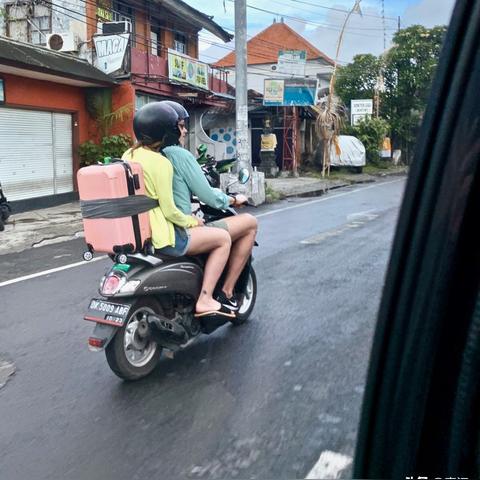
[[187, 227, 231, 314], [221, 214, 258, 298]]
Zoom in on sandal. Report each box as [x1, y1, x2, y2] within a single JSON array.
[[194, 304, 236, 318]]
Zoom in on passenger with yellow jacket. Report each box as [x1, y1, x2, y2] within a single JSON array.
[[122, 102, 234, 318]]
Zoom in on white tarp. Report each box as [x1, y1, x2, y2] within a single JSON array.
[[330, 135, 366, 167]]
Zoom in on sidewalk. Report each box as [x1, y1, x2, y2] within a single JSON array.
[[0, 167, 408, 256]]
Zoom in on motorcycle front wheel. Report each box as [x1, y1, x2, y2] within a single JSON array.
[[231, 267, 257, 326], [105, 298, 161, 381]]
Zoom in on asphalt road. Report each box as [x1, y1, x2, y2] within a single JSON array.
[[0, 177, 406, 479]]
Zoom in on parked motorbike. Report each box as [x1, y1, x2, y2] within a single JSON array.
[[0, 182, 12, 232], [84, 165, 257, 381]]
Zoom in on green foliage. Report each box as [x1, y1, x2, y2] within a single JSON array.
[[343, 116, 389, 164], [381, 25, 447, 161], [85, 88, 133, 137], [336, 54, 382, 109], [334, 25, 447, 163], [79, 134, 133, 167]]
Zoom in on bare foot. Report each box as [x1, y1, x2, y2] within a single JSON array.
[[195, 298, 221, 314]]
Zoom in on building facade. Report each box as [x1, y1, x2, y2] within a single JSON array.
[[213, 20, 334, 171], [0, 0, 232, 209]]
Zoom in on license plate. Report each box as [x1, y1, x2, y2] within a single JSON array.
[[85, 298, 131, 327]]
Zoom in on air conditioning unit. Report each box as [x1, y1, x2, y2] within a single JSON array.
[[101, 21, 132, 35], [46, 32, 79, 52]]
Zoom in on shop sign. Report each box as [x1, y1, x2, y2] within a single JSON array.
[[263, 79, 285, 106], [167, 49, 209, 90], [351, 99, 373, 125], [96, 7, 113, 21], [264, 78, 318, 106], [94, 34, 130, 74], [277, 50, 306, 76]]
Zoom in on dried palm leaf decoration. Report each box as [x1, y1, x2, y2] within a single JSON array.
[[316, 0, 363, 177]]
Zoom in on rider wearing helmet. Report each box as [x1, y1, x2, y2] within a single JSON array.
[[123, 102, 234, 318], [159, 100, 258, 312]]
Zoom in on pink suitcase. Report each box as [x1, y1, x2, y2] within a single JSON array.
[[77, 160, 155, 257]]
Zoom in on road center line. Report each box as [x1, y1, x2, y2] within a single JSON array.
[[0, 256, 107, 288], [1, 178, 405, 287], [256, 178, 404, 219]]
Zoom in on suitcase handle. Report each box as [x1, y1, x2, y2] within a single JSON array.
[[110, 159, 141, 191]]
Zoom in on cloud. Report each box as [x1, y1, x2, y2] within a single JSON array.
[[402, 0, 456, 27], [192, 0, 457, 65], [307, 6, 393, 63]]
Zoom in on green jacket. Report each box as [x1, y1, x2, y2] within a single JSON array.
[[163, 145, 231, 215]]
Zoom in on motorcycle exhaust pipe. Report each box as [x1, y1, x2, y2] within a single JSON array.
[[146, 313, 187, 343]]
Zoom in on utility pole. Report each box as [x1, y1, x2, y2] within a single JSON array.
[[234, 0, 250, 175]]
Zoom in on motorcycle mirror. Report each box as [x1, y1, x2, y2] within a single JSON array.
[[238, 168, 250, 184]]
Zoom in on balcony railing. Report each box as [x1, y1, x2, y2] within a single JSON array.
[[130, 47, 229, 96]]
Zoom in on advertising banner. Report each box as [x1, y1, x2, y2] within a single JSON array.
[[263, 79, 285, 106], [168, 49, 209, 90], [264, 78, 318, 106]]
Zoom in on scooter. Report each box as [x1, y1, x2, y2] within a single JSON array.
[[84, 167, 257, 381], [0, 182, 12, 232]]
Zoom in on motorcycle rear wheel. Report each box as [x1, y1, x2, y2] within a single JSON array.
[[105, 298, 162, 381], [231, 267, 257, 326]]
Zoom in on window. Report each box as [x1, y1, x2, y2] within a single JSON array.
[[6, 3, 51, 45], [150, 29, 163, 56], [111, 0, 134, 40], [135, 93, 168, 111], [173, 32, 187, 54]]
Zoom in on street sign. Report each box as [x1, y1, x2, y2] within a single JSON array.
[[277, 50, 307, 77], [264, 78, 318, 106], [351, 99, 373, 125]]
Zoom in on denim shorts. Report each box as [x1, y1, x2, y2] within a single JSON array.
[[155, 226, 190, 257]]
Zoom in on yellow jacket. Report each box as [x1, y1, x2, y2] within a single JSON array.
[[122, 147, 197, 249]]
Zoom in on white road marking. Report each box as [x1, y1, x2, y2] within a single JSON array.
[[0, 256, 107, 288], [1, 179, 404, 287], [256, 178, 404, 219], [301, 211, 380, 244], [305, 450, 353, 479]]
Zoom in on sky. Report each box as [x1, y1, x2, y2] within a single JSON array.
[[183, 0, 457, 65]]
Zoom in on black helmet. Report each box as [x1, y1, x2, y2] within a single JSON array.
[[161, 100, 189, 121], [133, 102, 179, 147]]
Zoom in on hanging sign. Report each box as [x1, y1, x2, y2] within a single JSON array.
[[93, 33, 130, 74], [168, 49, 209, 90]]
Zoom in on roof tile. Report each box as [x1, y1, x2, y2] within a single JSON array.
[[213, 22, 334, 67]]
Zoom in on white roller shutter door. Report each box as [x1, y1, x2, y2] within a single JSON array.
[[52, 113, 73, 194], [0, 108, 73, 201]]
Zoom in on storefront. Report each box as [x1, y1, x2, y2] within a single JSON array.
[[0, 37, 115, 210]]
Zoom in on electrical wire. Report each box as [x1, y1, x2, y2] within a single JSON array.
[[224, 0, 393, 38]]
